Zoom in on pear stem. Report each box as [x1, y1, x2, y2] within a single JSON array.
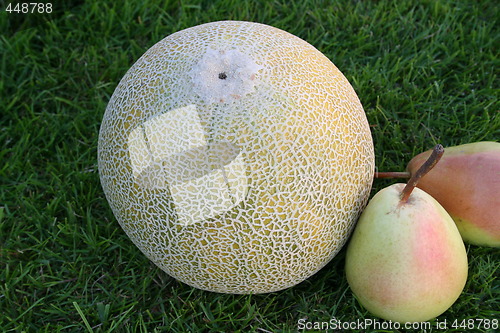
[[374, 171, 411, 179], [399, 144, 444, 204]]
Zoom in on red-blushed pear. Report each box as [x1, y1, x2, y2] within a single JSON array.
[[346, 145, 468, 323], [407, 141, 500, 247]]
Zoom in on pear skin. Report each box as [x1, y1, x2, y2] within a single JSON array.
[[407, 142, 500, 247], [345, 184, 468, 323]]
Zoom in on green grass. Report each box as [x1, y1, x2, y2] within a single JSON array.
[[1, 0, 498, 331]]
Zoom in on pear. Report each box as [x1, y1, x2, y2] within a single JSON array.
[[346, 145, 468, 323], [407, 141, 500, 247]]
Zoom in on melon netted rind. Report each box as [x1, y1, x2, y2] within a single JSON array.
[[98, 21, 375, 294]]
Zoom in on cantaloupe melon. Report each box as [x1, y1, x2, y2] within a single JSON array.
[[98, 21, 374, 294]]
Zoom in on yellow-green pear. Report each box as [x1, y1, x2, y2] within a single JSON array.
[[346, 145, 468, 323], [407, 141, 500, 247]]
